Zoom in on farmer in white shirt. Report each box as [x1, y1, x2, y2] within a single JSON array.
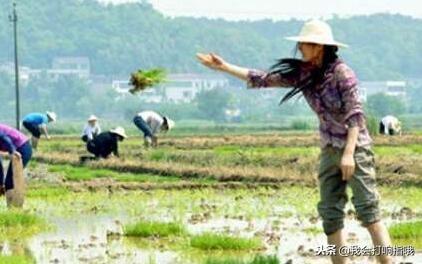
[[133, 111, 175, 147], [379, 115, 402, 136], [81, 115, 101, 142]]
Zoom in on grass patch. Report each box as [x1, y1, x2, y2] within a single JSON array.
[[48, 164, 181, 183], [374, 145, 422, 156], [191, 233, 262, 251], [214, 146, 319, 157], [27, 187, 71, 198], [205, 255, 279, 264], [124, 221, 185, 237], [0, 255, 34, 264], [389, 221, 422, 239], [392, 238, 422, 250], [290, 119, 313, 131], [379, 186, 422, 210], [0, 211, 46, 239], [303, 227, 322, 235]]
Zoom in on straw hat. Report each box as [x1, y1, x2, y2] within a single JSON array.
[[88, 115, 98, 122], [46, 111, 57, 122], [164, 117, 175, 131], [285, 19, 348, 48], [110, 127, 128, 139]]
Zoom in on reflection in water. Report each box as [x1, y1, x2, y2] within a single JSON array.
[[26, 215, 183, 264]]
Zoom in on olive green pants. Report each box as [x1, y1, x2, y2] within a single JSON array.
[[317, 145, 381, 235]]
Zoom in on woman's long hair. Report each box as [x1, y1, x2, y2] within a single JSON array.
[[270, 45, 339, 105]]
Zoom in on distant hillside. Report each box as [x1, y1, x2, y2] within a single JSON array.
[[0, 0, 421, 80]]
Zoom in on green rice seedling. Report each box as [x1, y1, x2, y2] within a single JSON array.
[[0, 211, 46, 238], [205, 255, 279, 264], [48, 164, 180, 183], [27, 187, 71, 198], [0, 255, 34, 264], [129, 68, 166, 94], [303, 227, 323, 235], [191, 233, 262, 250], [124, 221, 185, 237], [389, 221, 422, 239]]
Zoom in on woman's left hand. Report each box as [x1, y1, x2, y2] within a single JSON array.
[[340, 153, 355, 181]]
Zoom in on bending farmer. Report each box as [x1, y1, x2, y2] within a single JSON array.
[[87, 127, 127, 159], [133, 111, 174, 147], [22, 111, 57, 149], [379, 115, 401, 136], [0, 124, 32, 206]]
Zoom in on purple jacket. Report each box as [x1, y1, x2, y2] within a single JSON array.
[[0, 124, 29, 154], [247, 59, 371, 149]]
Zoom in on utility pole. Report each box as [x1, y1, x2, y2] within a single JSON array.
[[9, 1, 20, 130]]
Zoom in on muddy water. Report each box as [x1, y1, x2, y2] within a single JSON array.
[[3, 215, 183, 264], [1, 188, 421, 264]]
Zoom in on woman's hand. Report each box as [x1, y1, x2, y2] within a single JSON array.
[[340, 153, 355, 181], [196, 53, 227, 71]]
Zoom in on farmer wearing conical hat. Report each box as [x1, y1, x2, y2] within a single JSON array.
[[81, 115, 102, 142], [86, 127, 127, 159], [87, 127, 127, 159], [133, 110, 175, 147], [197, 20, 393, 264], [22, 111, 57, 149]]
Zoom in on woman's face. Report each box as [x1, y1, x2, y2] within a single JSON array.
[[298, 42, 324, 63]]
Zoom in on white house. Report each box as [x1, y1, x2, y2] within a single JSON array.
[[112, 73, 229, 103], [359, 81, 407, 101], [0, 62, 36, 86], [1, 57, 91, 83], [47, 57, 91, 80], [163, 74, 229, 103]]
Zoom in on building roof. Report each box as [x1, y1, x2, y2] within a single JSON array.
[[52, 57, 90, 64]]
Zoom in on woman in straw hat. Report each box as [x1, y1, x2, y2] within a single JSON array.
[[86, 127, 127, 159], [81, 115, 102, 143], [197, 20, 392, 264]]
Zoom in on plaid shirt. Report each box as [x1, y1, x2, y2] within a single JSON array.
[[247, 59, 372, 149]]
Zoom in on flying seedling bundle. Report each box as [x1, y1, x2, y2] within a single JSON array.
[[129, 68, 167, 94]]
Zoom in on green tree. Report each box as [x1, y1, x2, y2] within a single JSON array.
[[0, 1, 421, 80], [366, 93, 406, 118], [195, 88, 233, 122], [0, 72, 14, 119], [408, 83, 422, 113]]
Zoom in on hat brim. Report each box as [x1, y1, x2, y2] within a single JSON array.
[[164, 117, 175, 130], [110, 130, 128, 139], [285, 36, 348, 48], [46, 113, 57, 122]]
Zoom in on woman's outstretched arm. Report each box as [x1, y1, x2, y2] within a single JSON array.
[[196, 53, 292, 88]]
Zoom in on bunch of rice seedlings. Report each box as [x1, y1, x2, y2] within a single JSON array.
[[129, 68, 166, 94]]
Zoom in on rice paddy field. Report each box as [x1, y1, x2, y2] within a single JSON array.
[[1, 132, 421, 264]]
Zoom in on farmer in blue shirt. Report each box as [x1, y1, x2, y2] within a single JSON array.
[[22, 111, 57, 149]]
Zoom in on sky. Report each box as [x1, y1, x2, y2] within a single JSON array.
[[98, 0, 422, 21]]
